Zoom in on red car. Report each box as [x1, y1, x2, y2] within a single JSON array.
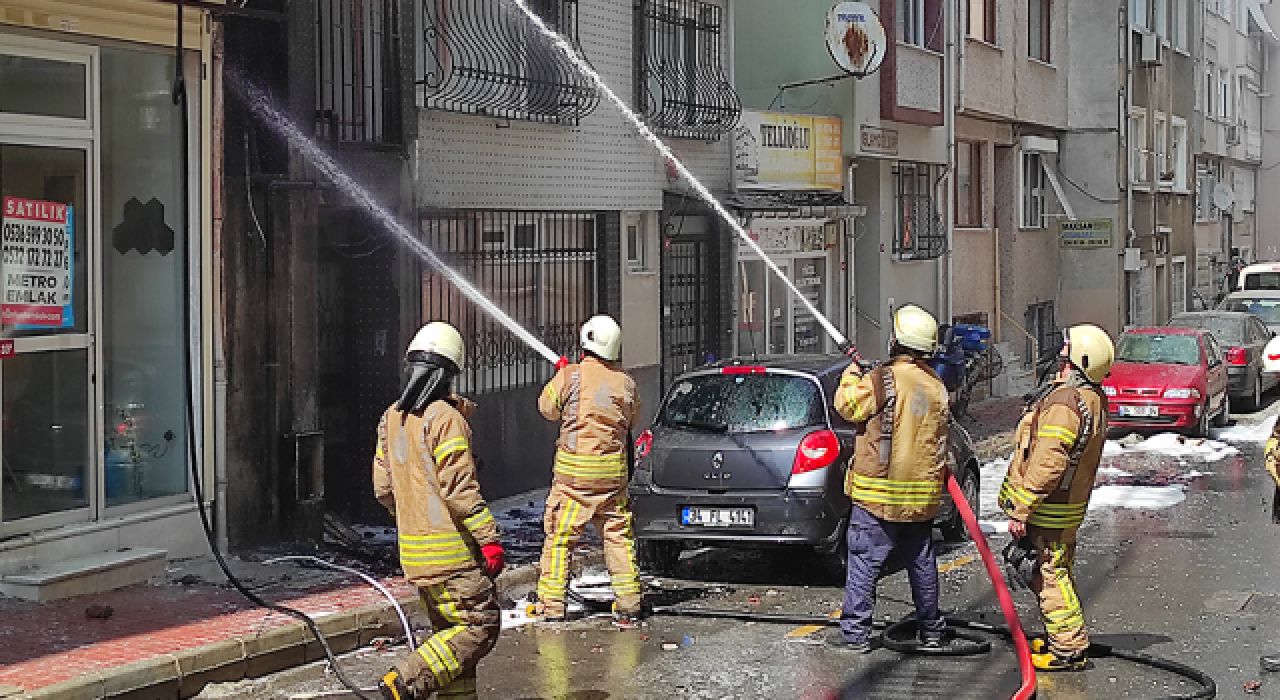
[[1102, 327, 1230, 436]]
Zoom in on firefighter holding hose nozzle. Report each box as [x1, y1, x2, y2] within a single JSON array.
[[373, 323, 503, 700], [999, 324, 1113, 672], [829, 304, 953, 652], [534, 315, 644, 628]]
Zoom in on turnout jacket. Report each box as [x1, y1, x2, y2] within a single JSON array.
[[372, 397, 499, 585], [998, 376, 1108, 544], [833, 355, 952, 523], [538, 356, 640, 489], [1266, 419, 1280, 489]]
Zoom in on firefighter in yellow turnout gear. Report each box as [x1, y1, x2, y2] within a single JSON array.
[[829, 304, 953, 651], [1260, 420, 1280, 672], [536, 315, 644, 627], [373, 323, 504, 700], [999, 324, 1114, 672]]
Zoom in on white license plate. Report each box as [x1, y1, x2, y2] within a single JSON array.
[[1118, 405, 1159, 417], [680, 507, 754, 528]]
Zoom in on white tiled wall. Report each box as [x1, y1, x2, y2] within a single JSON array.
[[414, 0, 732, 211]]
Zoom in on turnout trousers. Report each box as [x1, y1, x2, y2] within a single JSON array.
[[840, 504, 945, 644], [1030, 535, 1088, 655], [393, 567, 500, 700], [536, 480, 642, 618]]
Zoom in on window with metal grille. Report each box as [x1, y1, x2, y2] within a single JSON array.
[[315, 0, 401, 144], [636, 0, 741, 141], [1021, 152, 1047, 229], [420, 210, 600, 394], [892, 162, 946, 261], [416, 0, 599, 125], [1025, 301, 1055, 368]]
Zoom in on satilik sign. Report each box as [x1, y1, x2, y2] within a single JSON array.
[[2, 197, 74, 327]]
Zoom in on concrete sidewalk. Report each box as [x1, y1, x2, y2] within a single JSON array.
[[0, 489, 578, 699]]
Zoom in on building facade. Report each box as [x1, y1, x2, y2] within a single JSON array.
[[0, 1, 218, 571]]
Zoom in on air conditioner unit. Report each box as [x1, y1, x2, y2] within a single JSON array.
[[1140, 32, 1163, 65], [1225, 125, 1241, 145]]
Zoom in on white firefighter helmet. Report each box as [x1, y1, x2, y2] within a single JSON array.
[[407, 322, 466, 371], [1264, 334, 1280, 374], [1063, 324, 1114, 384], [580, 315, 623, 362], [891, 304, 939, 354]]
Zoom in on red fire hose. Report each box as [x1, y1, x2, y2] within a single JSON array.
[[946, 473, 1037, 700]]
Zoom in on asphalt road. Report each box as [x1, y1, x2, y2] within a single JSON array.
[[200, 395, 1280, 700]]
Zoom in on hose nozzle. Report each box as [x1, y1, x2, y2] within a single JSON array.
[[555, 355, 569, 371]]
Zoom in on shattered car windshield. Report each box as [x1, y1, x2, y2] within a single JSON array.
[[660, 373, 824, 434], [1116, 334, 1201, 366]]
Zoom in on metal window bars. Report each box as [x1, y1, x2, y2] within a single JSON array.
[[637, 0, 741, 141], [420, 210, 600, 394], [892, 162, 946, 261], [315, 0, 402, 144], [417, 0, 600, 125]]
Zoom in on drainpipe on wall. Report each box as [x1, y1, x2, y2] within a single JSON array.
[[942, 0, 956, 322], [211, 19, 229, 553], [1123, 1, 1135, 328]]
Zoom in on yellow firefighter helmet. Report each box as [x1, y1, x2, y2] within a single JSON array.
[[891, 304, 939, 354], [581, 315, 623, 362], [1063, 324, 1114, 384], [407, 322, 466, 371]]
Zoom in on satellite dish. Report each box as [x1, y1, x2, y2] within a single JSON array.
[[1213, 183, 1235, 211], [825, 2, 887, 77]]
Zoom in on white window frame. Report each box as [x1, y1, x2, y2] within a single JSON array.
[[1132, 0, 1149, 30], [1173, 0, 1189, 50], [1172, 255, 1187, 314], [1129, 108, 1148, 184], [1154, 113, 1168, 184], [1021, 151, 1047, 229], [1219, 68, 1232, 121], [899, 0, 927, 47], [624, 215, 651, 273], [1205, 61, 1216, 118], [1171, 117, 1188, 192], [1154, 0, 1168, 38]]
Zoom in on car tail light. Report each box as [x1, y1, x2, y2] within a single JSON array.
[[793, 430, 841, 475], [1228, 347, 1248, 365], [721, 366, 767, 375], [634, 429, 653, 459]]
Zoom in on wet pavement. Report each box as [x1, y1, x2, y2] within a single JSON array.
[[200, 395, 1280, 700]]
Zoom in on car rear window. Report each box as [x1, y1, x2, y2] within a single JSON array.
[[1244, 272, 1280, 290], [1116, 334, 1201, 365], [660, 373, 825, 434], [1221, 297, 1280, 324], [1168, 316, 1244, 344]]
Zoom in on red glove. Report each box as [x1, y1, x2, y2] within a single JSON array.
[[480, 543, 505, 577], [555, 356, 569, 371]]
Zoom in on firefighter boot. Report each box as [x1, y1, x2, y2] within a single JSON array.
[[1031, 649, 1089, 672], [378, 670, 412, 700]]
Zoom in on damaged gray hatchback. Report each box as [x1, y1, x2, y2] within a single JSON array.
[[629, 355, 980, 574]]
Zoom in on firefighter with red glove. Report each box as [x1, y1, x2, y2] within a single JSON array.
[[373, 323, 502, 700], [535, 315, 643, 628], [999, 324, 1113, 672]]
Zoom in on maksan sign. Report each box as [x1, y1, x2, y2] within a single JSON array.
[[825, 2, 886, 77]]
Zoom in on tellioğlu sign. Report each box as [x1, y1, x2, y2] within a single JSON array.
[[2, 197, 74, 327], [733, 110, 843, 191], [825, 2, 886, 77]]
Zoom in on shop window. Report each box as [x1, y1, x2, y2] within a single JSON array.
[[417, 0, 599, 125], [1029, 0, 1051, 62], [893, 162, 946, 260], [955, 141, 982, 228], [420, 210, 598, 394], [636, 0, 741, 141], [100, 47, 197, 508], [1021, 152, 1047, 229], [315, 0, 401, 144], [968, 0, 995, 43], [0, 54, 86, 120]]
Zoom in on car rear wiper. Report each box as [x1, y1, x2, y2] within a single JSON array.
[[1119, 358, 1152, 364], [670, 418, 729, 433]]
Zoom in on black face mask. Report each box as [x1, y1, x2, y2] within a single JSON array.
[[395, 360, 456, 415]]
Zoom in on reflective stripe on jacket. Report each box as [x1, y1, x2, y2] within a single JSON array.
[[372, 398, 499, 585], [539, 356, 640, 488], [998, 380, 1108, 543], [833, 355, 951, 522]]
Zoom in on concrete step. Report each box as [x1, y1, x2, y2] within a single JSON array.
[[0, 547, 166, 602]]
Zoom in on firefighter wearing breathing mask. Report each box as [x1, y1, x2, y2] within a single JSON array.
[[535, 314, 643, 628], [830, 304, 952, 652], [373, 322, 503, 700], [999, 324, 1113, 672]]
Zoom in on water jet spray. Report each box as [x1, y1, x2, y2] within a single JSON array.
[[226, 73, 563, 366], [506, 0, 849, 350]]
